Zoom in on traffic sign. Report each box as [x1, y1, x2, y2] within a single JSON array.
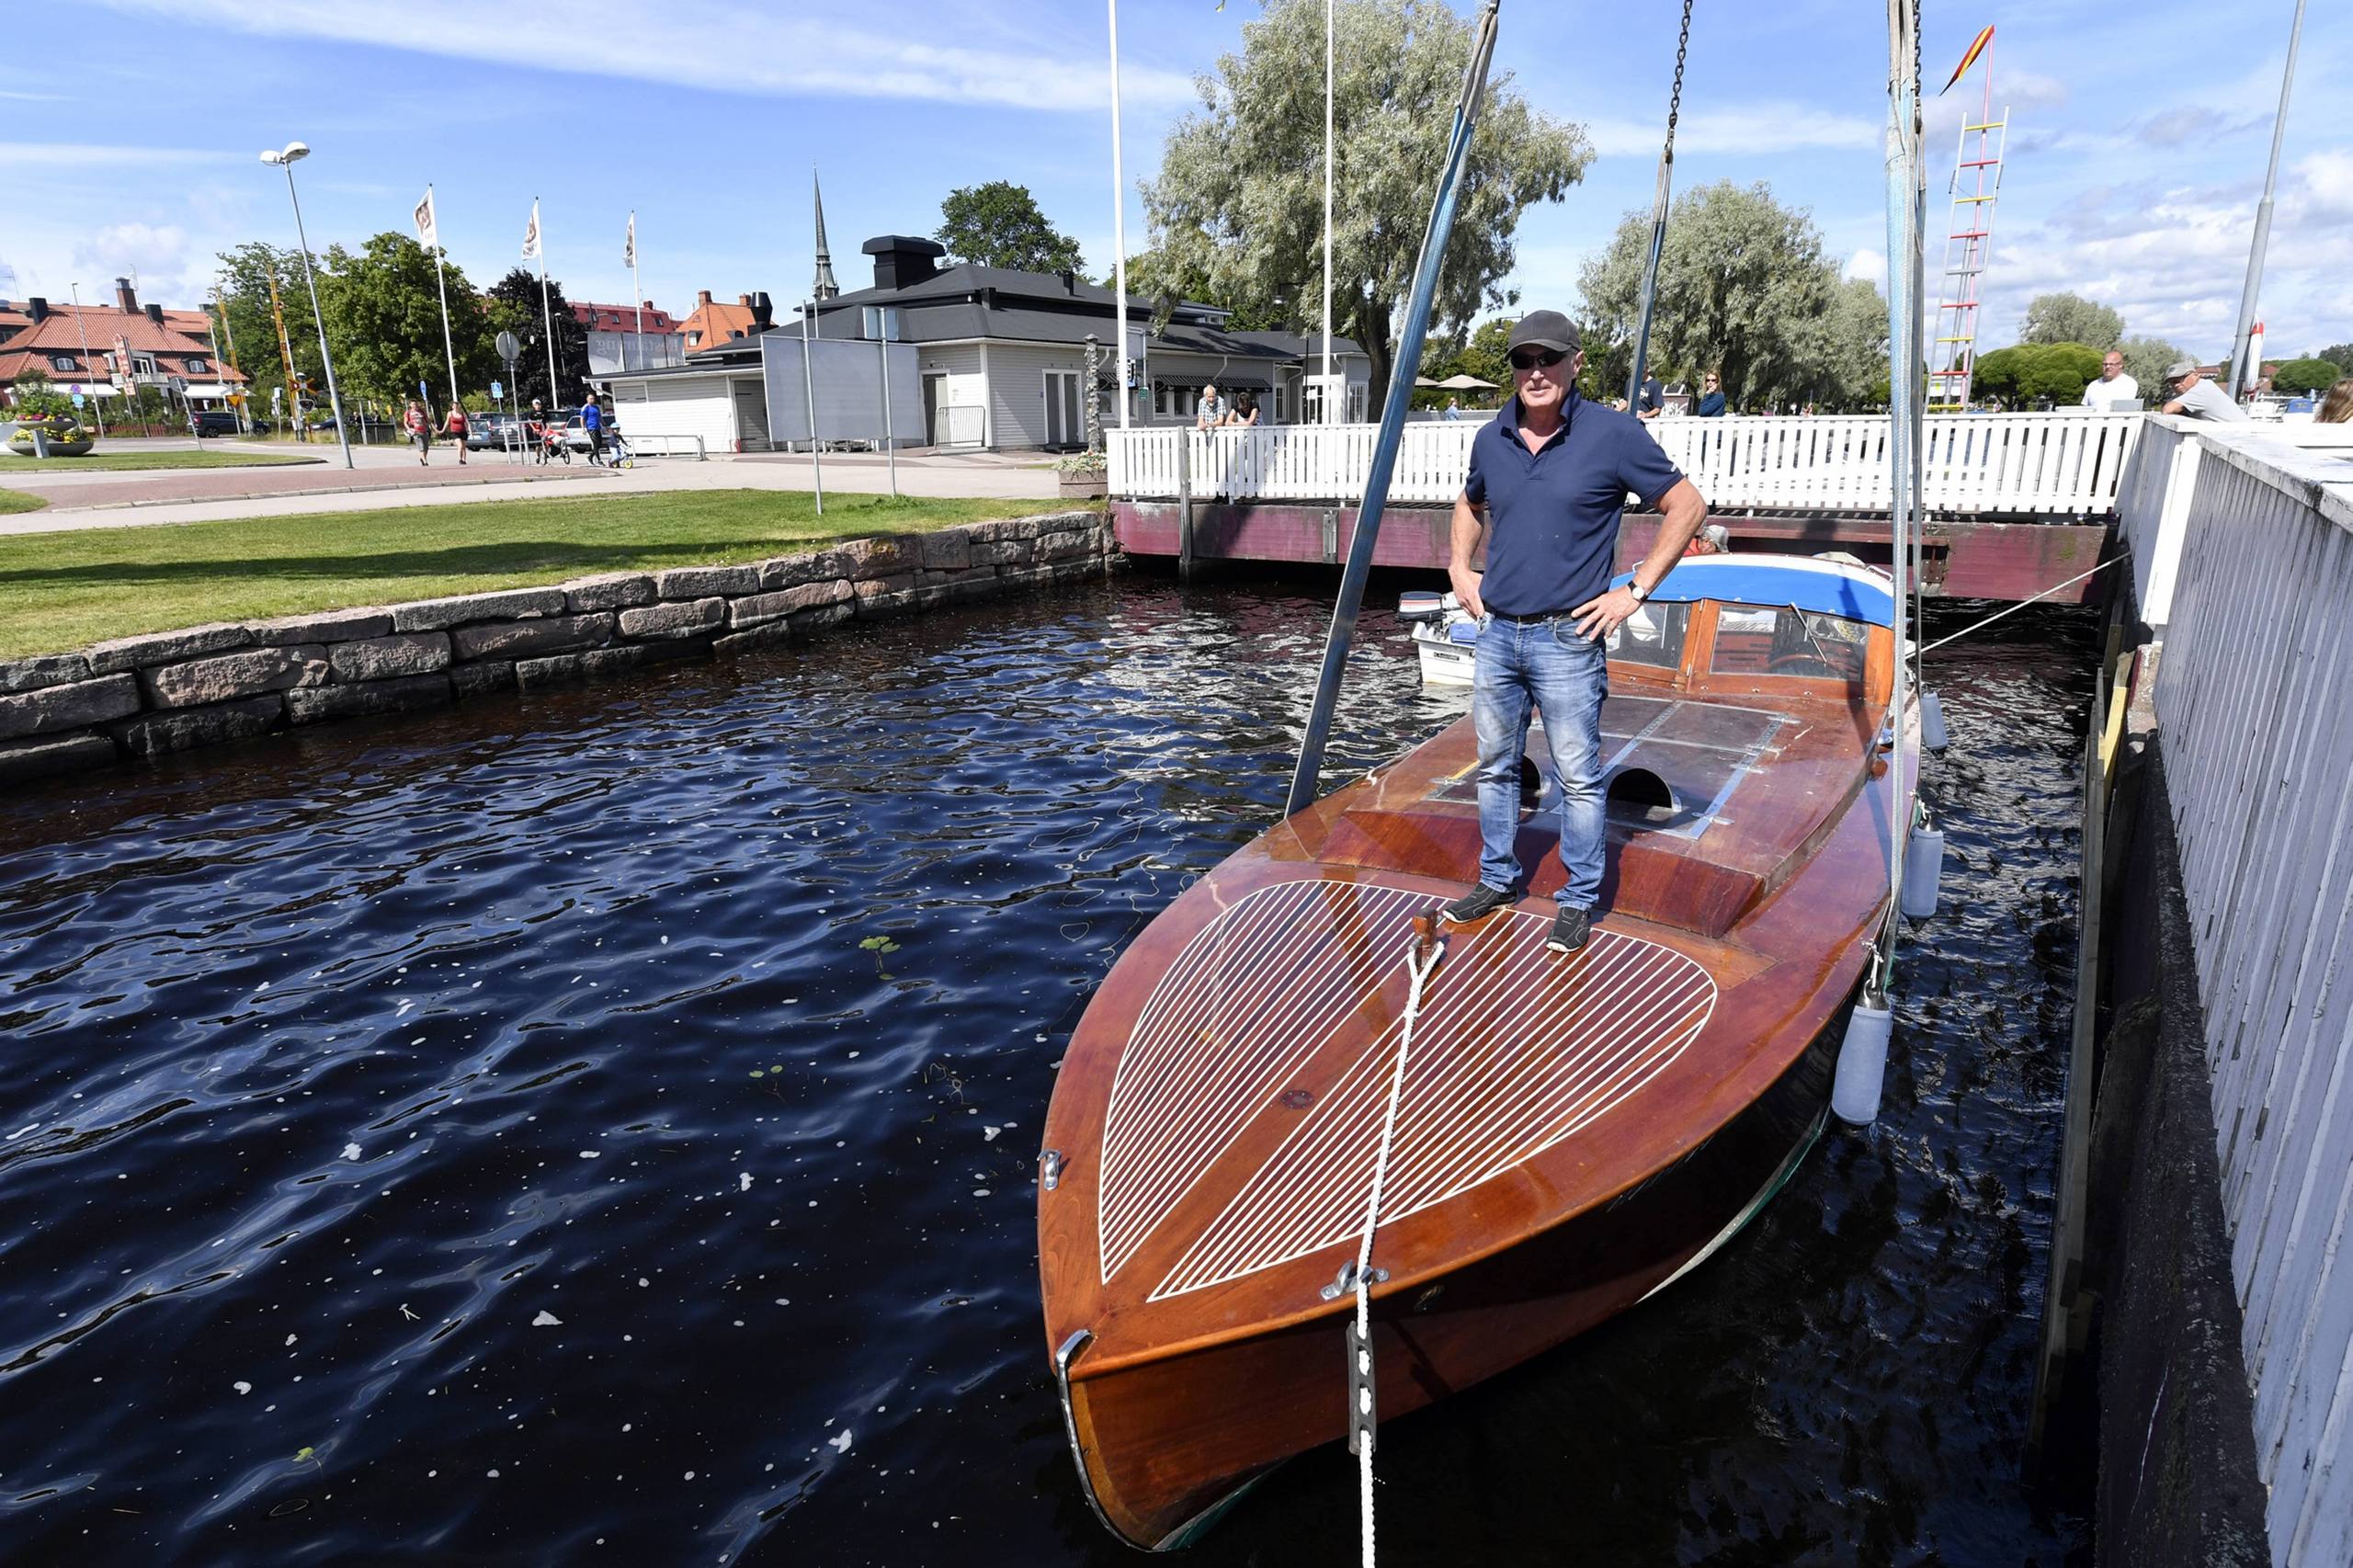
[[491, 380, 503, 400], [70, 392, 85, 407], [496, 330, 521, 362]]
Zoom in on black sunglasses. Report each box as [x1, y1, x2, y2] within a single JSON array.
[[1509, 347, 1568, 371]]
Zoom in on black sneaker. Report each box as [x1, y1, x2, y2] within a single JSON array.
[[1442, 883, 1513, 925], [1545, 904, 1591, 954]]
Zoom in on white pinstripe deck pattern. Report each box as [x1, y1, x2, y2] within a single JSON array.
[[1148, 912, 1716, 1301], [1097, 879, 1428, 1283]]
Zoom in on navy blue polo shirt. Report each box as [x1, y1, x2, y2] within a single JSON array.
[[1462, 390, 1685, 617]]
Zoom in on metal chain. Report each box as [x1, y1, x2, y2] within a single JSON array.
[[1663, 0, 1694, 151]]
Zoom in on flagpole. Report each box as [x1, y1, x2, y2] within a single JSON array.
[[426, 185, 462, 414], [1107, 0, 1131, 430], [629, 212, 644, 372], [535, 197, 560, 406], [1321, 0, 1335, 420]]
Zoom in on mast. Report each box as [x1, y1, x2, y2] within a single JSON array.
[[1108, 0, 1133, 429], [1881, 0, 1922, 967], [2226, 0, 2306, 400], [1286, 3, 1501, 820]]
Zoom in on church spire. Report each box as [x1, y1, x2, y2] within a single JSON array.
[[812, 169, 840, 301]]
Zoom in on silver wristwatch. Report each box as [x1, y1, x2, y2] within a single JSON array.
[[1626, 579, 1650, 603]]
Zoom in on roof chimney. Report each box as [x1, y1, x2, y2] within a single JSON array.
[[27, 297, 48, 324], [1060, 268, 1077, 295], [748, 292, 773, 331], [697, 289, 712, 307], [861, 235, 946, 292], [116, 278, 138, 312], [145, 302, 165, 327], [737, 293, 753, 308]]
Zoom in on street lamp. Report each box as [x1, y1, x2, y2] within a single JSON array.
[[260, 140, 353, 468]]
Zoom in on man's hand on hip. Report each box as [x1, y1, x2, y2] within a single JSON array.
[[1449, 566, 1485, 622], [1571, 585, 1640, 642]]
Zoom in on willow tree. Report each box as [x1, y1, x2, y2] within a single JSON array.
[[1578, 180, 1860, 412], [1142, 0, 1589, 421]]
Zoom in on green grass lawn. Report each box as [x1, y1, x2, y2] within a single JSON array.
[[0, 449, 321, 474], [0, 489, 1087, 659], [0, 489, 50, 517]]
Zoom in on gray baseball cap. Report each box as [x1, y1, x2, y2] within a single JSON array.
[[1506, 310, 1581, 356], [2165, 358, 2199, 381]]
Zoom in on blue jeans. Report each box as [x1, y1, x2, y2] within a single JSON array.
[[1472, 613, 1608, 908]]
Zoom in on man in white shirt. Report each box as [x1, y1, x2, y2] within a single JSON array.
[[2082, 350, 2139, 411], [2161, 359, 2249, 423]]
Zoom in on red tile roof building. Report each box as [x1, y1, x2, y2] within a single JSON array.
[[677, 290, 763, 352], [0, 278, 249, 406], [571, 300, 678, 334]]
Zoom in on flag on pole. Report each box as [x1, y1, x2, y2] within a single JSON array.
[[1939, 24, 1995, 95], [522, 201, 542, 260], [414, 188, 438, 249], [624, 212, 636, 270]]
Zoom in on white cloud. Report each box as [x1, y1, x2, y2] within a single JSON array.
[[72, 223, 196, 299], [1584, 103, 1880, 160], [0, 142, 236, 170], [95, 0, 1198, 112], [1843, 247, 1888, 286]]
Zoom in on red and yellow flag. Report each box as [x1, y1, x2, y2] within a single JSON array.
[[1940, 25, 1995, 95]]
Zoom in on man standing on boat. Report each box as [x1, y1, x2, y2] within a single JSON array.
[[1443, 310, 1709, 955]]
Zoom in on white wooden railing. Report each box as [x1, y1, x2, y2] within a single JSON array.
[[1108, 410, 2143, 517], [2138, 419, 2353, 1564]]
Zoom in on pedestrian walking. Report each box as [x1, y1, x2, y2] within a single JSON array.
[[404, 399, 434, 464], [443, 402, 471, 464], [528, 399, 550, 464], [581, 393, 605, 465]]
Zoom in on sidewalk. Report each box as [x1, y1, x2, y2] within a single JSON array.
[[0, 446, 1062, 536]]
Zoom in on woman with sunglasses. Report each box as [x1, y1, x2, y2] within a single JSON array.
[[1440, 310, 1711, 957], [1697, 371, 1726, 417]]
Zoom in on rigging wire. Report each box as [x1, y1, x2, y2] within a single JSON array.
[[1625, 0, 1695, 408]]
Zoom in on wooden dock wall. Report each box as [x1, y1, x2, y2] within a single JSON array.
[[2124, 418, 2353, 1564]]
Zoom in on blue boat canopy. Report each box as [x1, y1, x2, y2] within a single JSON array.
[[1613, 560, 1894, 627]]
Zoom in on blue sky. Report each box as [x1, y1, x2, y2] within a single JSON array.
[[4, 0, 2348, 360]]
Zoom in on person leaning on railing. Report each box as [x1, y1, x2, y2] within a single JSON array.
[[2318, 379, 2353, 425]]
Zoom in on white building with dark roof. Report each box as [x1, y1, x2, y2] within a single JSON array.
[[602, 234, 1371, 455]]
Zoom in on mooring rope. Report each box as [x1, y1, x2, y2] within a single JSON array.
[[1916, 554, 2123, 656], [1351, 923, 1446, 1567]]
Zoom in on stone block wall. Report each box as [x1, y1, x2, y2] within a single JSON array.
[[0, 511, 1113, 787]]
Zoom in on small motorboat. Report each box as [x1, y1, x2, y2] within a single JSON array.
[[1397, 590, 1478, 687], [1037, 551, 1923, 1549]]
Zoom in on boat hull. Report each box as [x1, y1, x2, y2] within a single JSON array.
[[1059, 1007, 1841, 1549]]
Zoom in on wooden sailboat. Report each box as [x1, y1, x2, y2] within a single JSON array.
[[1036, 553, 1917, 1548]]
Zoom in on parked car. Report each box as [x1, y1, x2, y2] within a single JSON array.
[[191, 409, 243, 437], [465, 413, 518, 451]]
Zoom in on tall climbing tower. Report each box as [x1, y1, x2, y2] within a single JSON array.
[[812, 170, 841, 302], [1927, 25, 2006, 413]]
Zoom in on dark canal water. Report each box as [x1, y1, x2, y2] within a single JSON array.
[[0, 573, 2096, 1566]]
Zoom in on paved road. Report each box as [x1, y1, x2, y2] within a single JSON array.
[[0, 441, 1063, 536]]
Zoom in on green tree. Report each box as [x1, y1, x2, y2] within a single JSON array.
[[2269, 357, 2342, 396], [937, 181, 1086, 275], [1973, 342, 2103, 406], [317, 233, 492, 409], [214, 241, 326, 415], [2310, 342, 2353, 372], [1125, 246, 1289, 331], [484, 267, 592, 407], [1578, 180, 1854, 412], [2117, 335, 2188, 397], [2020, 291, 2123, 349], [1142, 0, 1590, 422]]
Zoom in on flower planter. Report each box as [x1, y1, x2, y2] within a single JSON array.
[[1057, 472, 1108, 500]]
